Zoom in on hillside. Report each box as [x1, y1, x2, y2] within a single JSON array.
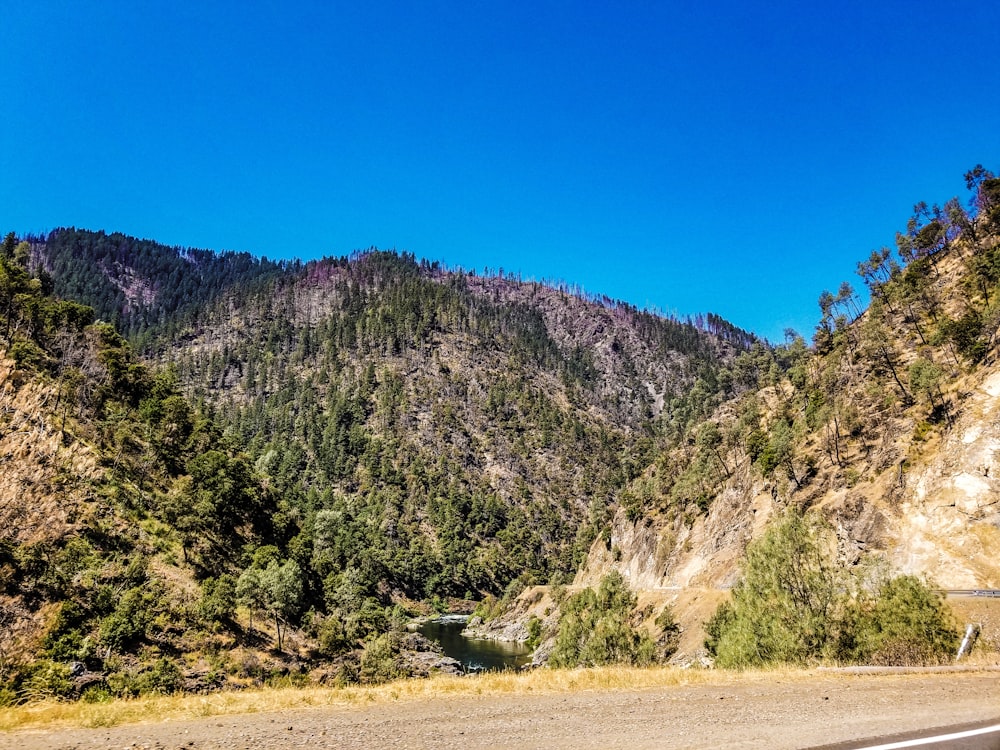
[[567, 167, 1000, 659], [2, 228, 759, 701], [29, 228, 292, 342], [3, 165, 999, 697], [0, 235, 289, 701], [25, 234, 758, 600]]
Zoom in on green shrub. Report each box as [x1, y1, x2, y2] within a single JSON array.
[[549, 572, 655, 668], [198, 574, 237, 623], [44, 630, 92, 662], [706, 513, 959, 668], [655, 603, 678, 632], [100, 586, 156, 651], [655, 604, 681, 659], [42, 601, 92, 661], [316, 615, 352, 656], [703, 600, 734, 659], [473, 594, 503, 621], [708, 513, 840, 668], [16, 660, 75, 702], [359, 632, 404, 684], [106, 658, 183, 698], [134, 658, 184, 695], [81, 684, 113, 703], [838, 576, 958, 665], [8, 340, 47, 370], [525, 615, 543, 650]]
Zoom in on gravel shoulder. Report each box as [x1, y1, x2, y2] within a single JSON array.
[[3, 672, 999, 750]]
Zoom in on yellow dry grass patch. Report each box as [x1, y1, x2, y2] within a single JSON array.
[[0, 666, 826, 733], [949, 596, 1000, 654]]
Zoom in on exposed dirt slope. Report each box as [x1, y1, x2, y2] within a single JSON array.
[[0, 354, 107, 670], [0, 356, 102, 545]]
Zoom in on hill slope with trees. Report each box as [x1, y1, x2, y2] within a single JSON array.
[[2, 226, 759, 700], [3, 164, 998, 699], [24, 232, 761, 601], [0, 234, 284, 701], [567, 166, 1000, 662]]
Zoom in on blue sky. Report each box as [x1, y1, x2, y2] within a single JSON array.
[[3, 1, 999, 341]]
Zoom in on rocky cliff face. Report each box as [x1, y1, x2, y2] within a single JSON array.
[[894, 367, 1000, 587], [574, 475, 771, 591], [577, 366, 1000, 596]]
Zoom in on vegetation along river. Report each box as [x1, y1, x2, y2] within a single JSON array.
[[417, 615, 532, 672]]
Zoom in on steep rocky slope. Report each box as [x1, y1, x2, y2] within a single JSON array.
[[0, 355, 103, 545], [563, 189, 1000, 660], [893, 362, 1000, 585]]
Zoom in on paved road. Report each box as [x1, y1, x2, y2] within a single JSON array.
[[813, 720, 1000, 749]]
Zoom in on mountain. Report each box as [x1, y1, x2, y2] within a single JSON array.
[[2, 164, 998, 695], [30, 227, 292, 341], [1, 226, 760, 699], [25, 232, 760, 597]]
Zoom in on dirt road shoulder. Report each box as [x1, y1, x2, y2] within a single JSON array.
[[3, 671, 999, 750]]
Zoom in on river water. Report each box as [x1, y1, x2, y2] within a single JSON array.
[[417, 615, 533, 672]]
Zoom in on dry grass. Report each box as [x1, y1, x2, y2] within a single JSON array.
[[949, 596, 1000, 654], [0, 665, 833, 733]]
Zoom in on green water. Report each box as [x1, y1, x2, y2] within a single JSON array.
[[417, 615, 533, 672]]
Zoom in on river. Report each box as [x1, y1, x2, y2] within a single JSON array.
[[417, 615, 533, 672]]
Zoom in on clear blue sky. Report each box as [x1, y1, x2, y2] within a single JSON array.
[[3, 1, 999, 341]]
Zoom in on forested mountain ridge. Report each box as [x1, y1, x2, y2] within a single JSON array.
[[44, 237, 755, 597], [29, 228, 293, 342], [1, 226, 760, 699], [30, 229, 755, 429]]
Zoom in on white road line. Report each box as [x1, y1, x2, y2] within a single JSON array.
[[855, 723, 1000, 749]]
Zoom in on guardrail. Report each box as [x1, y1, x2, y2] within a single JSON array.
[[944, 589, 1000, 598]]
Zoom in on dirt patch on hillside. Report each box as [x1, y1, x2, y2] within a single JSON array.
[[662, 587, 729, 661], [0, 355, 103, 546]]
